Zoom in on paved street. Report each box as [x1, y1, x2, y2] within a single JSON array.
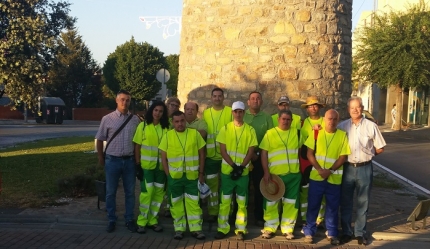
[[0, 120, 99, 149], [373, 127, 430, 191]]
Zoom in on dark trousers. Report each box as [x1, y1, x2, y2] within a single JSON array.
[[251, 156, 264, 221]]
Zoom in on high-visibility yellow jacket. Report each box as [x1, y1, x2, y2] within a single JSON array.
[[304, 129, 350, 185], [159, 128, 206, 180]]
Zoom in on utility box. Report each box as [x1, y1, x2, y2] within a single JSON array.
[[36, 97, 66, 124]]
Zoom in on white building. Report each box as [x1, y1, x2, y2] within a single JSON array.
[[353, 0, 430, 126]]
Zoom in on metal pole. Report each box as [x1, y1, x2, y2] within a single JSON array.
[[24, 103, 28, 123]]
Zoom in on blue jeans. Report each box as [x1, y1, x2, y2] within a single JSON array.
[[303, 179, 341, 237], [340, 163, 373, 237], [105, 155, 136, 223]]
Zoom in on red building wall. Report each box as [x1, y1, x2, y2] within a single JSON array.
[[0, 106, 24, 119]]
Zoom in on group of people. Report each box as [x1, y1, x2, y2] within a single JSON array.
[[95, 88, 386, 245]]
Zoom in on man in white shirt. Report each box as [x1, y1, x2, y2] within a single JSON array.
[[337, 96, 386, 245]]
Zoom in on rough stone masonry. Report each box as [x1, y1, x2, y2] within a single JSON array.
[[178, 0, 353, 118]]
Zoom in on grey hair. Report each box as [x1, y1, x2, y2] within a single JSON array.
[[347, 96, 364, 108]]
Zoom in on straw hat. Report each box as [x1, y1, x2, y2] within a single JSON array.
[[301, 96, 326, 108], [259, 174, 285, 202]]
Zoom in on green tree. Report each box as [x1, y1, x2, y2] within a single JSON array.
[[0, 0, 75, 111], [165, 54, 179, 96], [355, 1, 430, 129], [103, 37, 167, 101], [47, 28, 100, 118]]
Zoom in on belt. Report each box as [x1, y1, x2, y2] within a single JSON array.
[[109, 155, 134, 159], [347, 161, 371, 167]]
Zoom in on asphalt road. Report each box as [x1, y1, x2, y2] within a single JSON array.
[[373, 128, 430, 192], [0, 120, 99, 149]]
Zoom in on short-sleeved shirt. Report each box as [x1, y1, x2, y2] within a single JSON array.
[[260, 127, 304, 151], [95, 109, 140, 157], [244, 110, 273, 146], [259, 127, 303, 174], [272, 113, 301, 130], [186, 118, 208, 132], [304, 129, 350, 162], [305, 129, 350, 184], [158, 128, 206, 153], [337, 117, 386, 163], [133, 122, 167, 169], [216, 122, 258, 173]]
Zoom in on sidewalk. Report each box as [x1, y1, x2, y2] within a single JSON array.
[[1, 170, 430, 248]]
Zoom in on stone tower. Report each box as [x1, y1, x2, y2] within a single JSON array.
[[178, 0, 352, 118]]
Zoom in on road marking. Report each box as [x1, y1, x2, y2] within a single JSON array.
[[373, 160, 430, 195]]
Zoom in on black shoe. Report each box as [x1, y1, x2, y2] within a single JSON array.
[[356, 236, 366, 245], [340, 234, 352, 244], [125, 220, 137, 233], [236, 232, 244, 241], [106, 222, 116, 233], [329, 237, 340, 245], [214, 231, 226, 239]]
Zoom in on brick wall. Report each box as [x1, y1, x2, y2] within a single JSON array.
[[72, 108, 111, 121], [0, 106, 24, 119], [72, 108, 147, 121]]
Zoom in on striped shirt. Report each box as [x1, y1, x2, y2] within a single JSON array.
[[95, 109, 140, 157], [337, 117, 386, 163]]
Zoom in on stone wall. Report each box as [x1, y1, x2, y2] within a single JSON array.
[[178, 0, 353, 118]]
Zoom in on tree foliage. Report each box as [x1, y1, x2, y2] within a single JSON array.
[[103, 38, 167, 101], [165, 54, 179, 96], [355, 1, 430, 129], [47, 28, 100, 118], [0, 0, 75, 110]]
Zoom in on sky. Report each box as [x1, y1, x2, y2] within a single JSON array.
[[70, 0, 375, 66]]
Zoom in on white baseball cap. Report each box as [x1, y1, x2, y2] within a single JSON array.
[[232, 101, 245, 111]]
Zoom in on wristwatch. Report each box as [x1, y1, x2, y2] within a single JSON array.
[[329, 168, 335, 174]]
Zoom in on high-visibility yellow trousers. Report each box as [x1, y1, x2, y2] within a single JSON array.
[[137, 168, 165, 227], [167, 175, 202, 232], [204, 158, 221, 216], [217, 173, 249, 235], [263, 173, 301, 234]]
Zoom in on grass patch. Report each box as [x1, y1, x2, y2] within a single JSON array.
[[0, 136, 100, 208], [373, 172, 403, 190]]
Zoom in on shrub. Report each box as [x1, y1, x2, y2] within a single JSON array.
[[57, 166, 105, 197]]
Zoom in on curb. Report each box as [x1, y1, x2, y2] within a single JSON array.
[[372, 232, 430, 242]]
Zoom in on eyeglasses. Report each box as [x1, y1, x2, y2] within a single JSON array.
[[170, 103, 179, 108]]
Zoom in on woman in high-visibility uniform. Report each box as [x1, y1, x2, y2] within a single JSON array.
[[133, 101, 169, 233]]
